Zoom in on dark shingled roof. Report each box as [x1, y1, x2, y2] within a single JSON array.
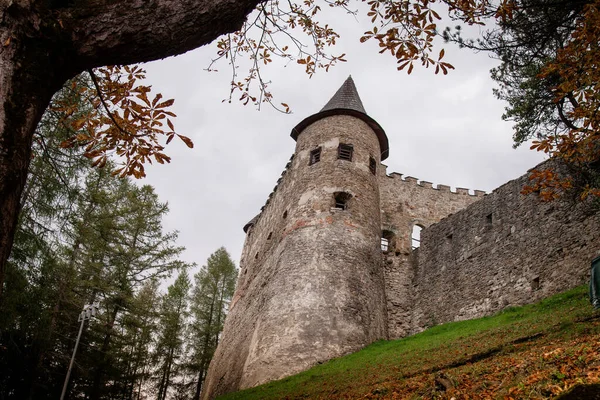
[[291, 76, 389, 160], [320, 76, 367, 114]]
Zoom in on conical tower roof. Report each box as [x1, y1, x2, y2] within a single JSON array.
[[320, 76, 367, 114], [291, 76, 389, 160]]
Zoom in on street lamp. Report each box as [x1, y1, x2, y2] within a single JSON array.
[[60, 302, 100, 400]]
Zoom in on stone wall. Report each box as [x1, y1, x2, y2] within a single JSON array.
[[202, 115, 389, 400], [377, 169, 483, 338], [411, 162, 600, 332]]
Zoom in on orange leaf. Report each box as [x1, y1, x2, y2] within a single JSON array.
[[178, 135, 194, 148]]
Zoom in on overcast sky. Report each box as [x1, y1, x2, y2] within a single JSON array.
[[137, 5, 545, 273]]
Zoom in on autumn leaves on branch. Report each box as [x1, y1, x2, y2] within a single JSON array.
[[54, 0, 600, 201], [55, 66, 193, 179]]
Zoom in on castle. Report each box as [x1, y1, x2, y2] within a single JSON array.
[[201, 77, 600, 399]]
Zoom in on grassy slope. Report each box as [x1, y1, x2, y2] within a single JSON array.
[[219, 286, 600, 399]]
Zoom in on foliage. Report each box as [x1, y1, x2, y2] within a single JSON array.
[[154, 271, 191, 400], [188, 247, 238, 399], [0, 82, 192, 399], [210, 0, 470, 111], [525, 1, 600, 201], [0, 99, 237, 397], [53, 67, 193, 179], [219, 286, 600, 399], [209, 0, 600, 200], [1, 88, 236, 398], [442, 0, 600, 200]]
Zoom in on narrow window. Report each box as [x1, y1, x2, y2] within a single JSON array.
[[338, 143, 353, 161], [333, 192, 352, 210], [531, 277, 540, 291], [255, 252, 259, 259], [411, 225, 423, 250], [369, 157, 377, 175], [283, 210, 288, 219], [267, 232, 272, 240], [486, 213, 493, 225], [381, 237, 389, 252], [381, 230, 395, 253], [309, 147, 322, 165]]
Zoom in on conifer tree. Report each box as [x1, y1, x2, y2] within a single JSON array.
[[0, 79, 191, 399], [154, 271, 191, 400], [189, 247, 238, 400]]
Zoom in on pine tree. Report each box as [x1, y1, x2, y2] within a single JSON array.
[[188, 247, 238, 400], [154, 271, 191, 400]]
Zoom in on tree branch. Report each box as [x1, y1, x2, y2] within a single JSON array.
[[60, 0, 264, 70]]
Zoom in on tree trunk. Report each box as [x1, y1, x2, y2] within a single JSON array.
[[90, 304, 121, 400], [0, 1, 75, 301], [0, 0, 262, 301]]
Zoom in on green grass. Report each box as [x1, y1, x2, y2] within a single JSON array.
[[219, 286, 600, 399]]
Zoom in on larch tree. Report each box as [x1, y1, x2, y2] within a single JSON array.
[[154, 270, 191, 400], [188, 247, 237, 400]]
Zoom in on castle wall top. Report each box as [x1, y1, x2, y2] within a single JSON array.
[[384, 170, 486, 197]]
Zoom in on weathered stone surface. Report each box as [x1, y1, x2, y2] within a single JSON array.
[[378, 168, 482, 338], [201, 114, 388, 399], [411, 161, 600, 332]]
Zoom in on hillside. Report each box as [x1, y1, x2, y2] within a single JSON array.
[[219, 286, 600, 399]]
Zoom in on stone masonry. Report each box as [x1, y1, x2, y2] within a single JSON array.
[[201, 77, 600, 399]]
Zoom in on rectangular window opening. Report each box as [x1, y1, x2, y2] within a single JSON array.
[[486, 213, 493, 225], [333, 192, 352, 210], [338, 144, 353, 161], [309, 147, 322, 165], [369, 157, 377, 175]]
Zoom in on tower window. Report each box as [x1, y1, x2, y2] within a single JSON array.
[[382, 230, 395, 253], [338, 144, 353, 161], [267, 232, 272, 240], [283, 210, 288, 219], [369, 157, 377, 175], [309, 147, 322, 165], [411, 225, 423, 250], [333, 192, 352, 210]]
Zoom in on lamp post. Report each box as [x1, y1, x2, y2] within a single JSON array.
[[60, 302, 100, 400]]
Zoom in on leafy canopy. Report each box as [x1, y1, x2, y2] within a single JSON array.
[[53, 0, 600, 201], [54, 67, 193, 179]]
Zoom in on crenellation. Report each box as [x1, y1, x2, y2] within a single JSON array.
[[383, 171, 484, 198]]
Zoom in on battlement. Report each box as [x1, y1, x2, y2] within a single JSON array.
[[384, 171, 486, 197], [260, 155, 295, 211]]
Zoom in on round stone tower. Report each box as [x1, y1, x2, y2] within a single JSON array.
[[201, 77, 389, 399]]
